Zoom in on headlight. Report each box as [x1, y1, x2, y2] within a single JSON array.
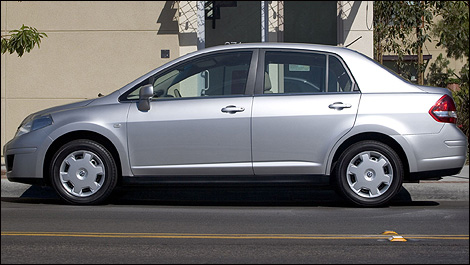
[[15, 114, 53, 137]]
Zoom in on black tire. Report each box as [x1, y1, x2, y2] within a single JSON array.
[[50, 139, 118, 205], [333, 140, 403, 207]]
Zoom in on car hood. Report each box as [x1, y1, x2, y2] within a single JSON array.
[[29, 98, 96, 119], [27, 89, 122, 119]]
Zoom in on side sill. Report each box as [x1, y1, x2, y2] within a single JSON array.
[[121, 175, 331, 187]]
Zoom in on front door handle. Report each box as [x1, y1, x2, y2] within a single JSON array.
[[328, 102, 352, 110], [221, 105, 245, 114]]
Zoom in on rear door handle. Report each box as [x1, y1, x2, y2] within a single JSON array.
[[328, 102, 352, 110], [221, 105, 245, 114]]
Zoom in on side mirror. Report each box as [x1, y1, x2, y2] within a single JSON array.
[[138, 84, 154, 112]]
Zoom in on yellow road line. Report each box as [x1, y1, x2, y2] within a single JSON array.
[[1, 232, 468, 240]]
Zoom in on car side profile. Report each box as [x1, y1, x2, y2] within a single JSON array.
[[3, 43, 467, 207]]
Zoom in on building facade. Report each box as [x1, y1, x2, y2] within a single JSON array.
[[1, 1, 374, 156]]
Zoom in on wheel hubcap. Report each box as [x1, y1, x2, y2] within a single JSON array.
[[59, 150, 106, 197], [346, 151, 393, 198], [77, 168, 87, 179]]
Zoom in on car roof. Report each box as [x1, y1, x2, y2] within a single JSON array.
[[198, 42, 348, 52], [186, 42, 359, 59]]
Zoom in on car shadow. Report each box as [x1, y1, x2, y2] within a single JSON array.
[[1, 184, 439, 207]]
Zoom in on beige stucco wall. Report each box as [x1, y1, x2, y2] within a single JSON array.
[[1, 1, 180, 155], [339, 1, 374, 58]]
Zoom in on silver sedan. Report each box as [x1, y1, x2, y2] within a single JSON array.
[[3, 43, 467, 206]]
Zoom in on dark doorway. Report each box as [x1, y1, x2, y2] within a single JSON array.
[[284, 1, 337, 45], [205, 1, 261, 47]]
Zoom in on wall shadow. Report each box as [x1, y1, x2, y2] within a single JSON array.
[[156, 1, 178, 35]]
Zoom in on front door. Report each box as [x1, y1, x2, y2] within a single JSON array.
[[126, 51, 255, 176]]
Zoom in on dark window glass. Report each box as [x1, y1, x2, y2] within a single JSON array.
[[264, 51, 326, 94], [263, 51, 354, 94], [328, 56, 353, 92], [126, 52, 252, 100]]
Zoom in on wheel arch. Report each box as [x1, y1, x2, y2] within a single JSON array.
[[43, 130, 123, 186], [330, 132, 411, 182]]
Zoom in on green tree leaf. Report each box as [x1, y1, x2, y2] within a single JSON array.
[[1, 24, 47, 57]]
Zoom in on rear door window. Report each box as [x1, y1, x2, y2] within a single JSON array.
[[262, 51, 354, 94]]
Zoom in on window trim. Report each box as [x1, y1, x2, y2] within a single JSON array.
[[254, 49, 360, 96], [118, 49, 259, 102]]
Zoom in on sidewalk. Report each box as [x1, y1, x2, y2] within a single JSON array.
[[400, 165, 469, 201]]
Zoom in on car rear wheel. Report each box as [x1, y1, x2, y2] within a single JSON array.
[[333, 140, 403, 207], [50, 139, 117, 205]]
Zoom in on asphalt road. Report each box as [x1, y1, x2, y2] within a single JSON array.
[[1, 190, 469, 264], [2, 166, 468, 263]]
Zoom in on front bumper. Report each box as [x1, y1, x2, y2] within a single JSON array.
[[3, 130, 53, 185], [4, 147, 45, 185]]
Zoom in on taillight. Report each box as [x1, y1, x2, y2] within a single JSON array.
[[429, 95, 457, 123]]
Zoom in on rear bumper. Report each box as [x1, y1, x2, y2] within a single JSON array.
[[408, 167, 464, 182], [403, 124, 467, 174]]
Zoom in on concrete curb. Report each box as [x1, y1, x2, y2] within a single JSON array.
[[2, 166, 468, 202]]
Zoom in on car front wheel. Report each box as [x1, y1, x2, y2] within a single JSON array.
[[50, 139, 118, 205], [333, 140, 403, 207]]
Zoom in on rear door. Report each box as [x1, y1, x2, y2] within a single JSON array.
[[252, 49, 361, 175]]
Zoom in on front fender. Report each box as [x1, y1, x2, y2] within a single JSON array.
[[46, 103, 132, 177]]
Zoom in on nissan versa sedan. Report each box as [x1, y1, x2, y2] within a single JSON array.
[[3, 43, 467, 207]]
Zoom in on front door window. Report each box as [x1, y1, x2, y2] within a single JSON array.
[[125, 52, 252, 100]]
